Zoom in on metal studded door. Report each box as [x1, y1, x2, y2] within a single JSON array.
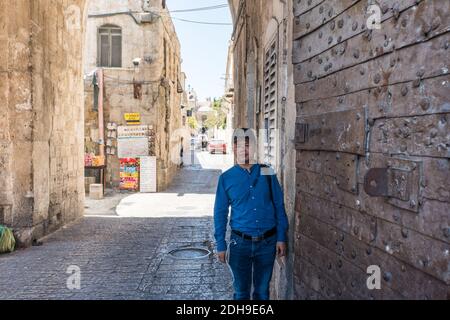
[[292, 0, 449, 299]]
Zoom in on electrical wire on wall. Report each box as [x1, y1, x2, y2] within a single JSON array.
[[157, 11, 232, 25], [88, 4, 232, 26], [171, 17, 231, 26], [164, 3, 232, 25], [85, 74, 162, 86], [169, 4, 229, 13], [104, 74, 161, 85]]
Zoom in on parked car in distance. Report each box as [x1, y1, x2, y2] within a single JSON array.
[[208, 139, 227, 154]]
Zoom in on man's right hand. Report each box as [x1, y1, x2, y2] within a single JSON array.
[[217, 251, 226, 263]]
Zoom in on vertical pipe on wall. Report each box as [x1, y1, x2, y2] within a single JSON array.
[[97, 68, 105, 157]]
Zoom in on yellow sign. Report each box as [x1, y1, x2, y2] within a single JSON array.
[[124, 113, 141, 125]]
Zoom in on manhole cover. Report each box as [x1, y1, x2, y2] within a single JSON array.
[[168, 247, 211, 260]]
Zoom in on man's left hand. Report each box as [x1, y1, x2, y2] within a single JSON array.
[[276, 242, 287, 258]]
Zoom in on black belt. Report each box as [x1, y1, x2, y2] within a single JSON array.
[[232, 227, 277, 242]]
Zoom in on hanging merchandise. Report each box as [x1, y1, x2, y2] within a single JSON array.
[[119, 158, 140, 191], [106, 122, 118, 155], [84, 153, 94, 167], [92, 72, 99, 111], [92, 155, 105, 167]]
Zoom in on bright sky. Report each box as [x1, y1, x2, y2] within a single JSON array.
[[167, 1, 233, 101]]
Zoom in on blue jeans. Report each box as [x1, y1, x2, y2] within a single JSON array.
[[228, 232, 277, 300]]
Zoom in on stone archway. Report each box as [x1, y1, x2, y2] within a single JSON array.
[[1, 0, 89, 246]]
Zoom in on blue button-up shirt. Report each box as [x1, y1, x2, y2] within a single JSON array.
[[214, 164, 289, 252]]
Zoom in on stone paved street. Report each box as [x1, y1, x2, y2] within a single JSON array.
[[0, 152, 235, 300]]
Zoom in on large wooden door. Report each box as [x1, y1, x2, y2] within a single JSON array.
[[292, 0, 449, 299]]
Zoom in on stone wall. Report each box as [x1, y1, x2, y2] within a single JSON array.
[[0, 0, 87, 246]]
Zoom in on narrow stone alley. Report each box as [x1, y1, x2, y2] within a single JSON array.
[[1, 0, 449, 302], [0, 153, 234, 300]]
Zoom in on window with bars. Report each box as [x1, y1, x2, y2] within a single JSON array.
[[98, 25, 122, 68], [263, 40, 278, 167]]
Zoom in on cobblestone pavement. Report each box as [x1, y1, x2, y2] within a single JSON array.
[[0, 154, 235, 300]]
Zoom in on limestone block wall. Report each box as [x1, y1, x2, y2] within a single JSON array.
[[1, 0, 87, 246], [157, 7, 183, 191]]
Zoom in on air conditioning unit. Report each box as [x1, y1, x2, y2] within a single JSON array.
[[140, 13, 157, 23]]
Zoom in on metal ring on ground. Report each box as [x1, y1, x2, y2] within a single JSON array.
[[168, 247, 211, 260]]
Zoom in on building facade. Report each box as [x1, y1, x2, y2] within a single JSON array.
[[228, 0, 297, 300], [230, 0, 450, 299], [83, 0, 185, 191], [218, 41, 235, 149], [1, 0, 89, 246]]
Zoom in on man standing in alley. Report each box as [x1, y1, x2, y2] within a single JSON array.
[[214, 128, 289, 300], [179, 137, 184, 168]]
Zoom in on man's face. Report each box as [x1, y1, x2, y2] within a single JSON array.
[[234, 135, 257, 165]]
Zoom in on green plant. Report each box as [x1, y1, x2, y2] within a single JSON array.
[[187, 116, 198, 129], [204, 98, 227, 129]]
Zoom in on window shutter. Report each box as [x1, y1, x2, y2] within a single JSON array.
[[263, 40, 278, 167], [100, 34, 110, 67], [111, 34, 122, 67]]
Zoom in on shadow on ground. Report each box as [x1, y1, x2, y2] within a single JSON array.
[[0, 216, 233, 300]]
